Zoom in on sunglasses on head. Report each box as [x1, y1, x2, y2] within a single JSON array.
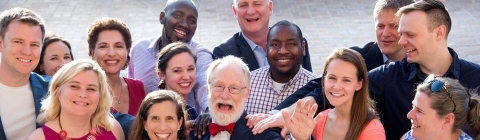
[[424, 75, 456, 112]]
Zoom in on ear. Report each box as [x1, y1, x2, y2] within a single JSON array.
[[158, 71, 166, 80], [301, 40, 306, 56], [232, 5, 238, 19], [160, 12, 166, 25], [435, 25, 447, 41], [268, 1, 273, 15], [178, 117, 183, 129], [144, 119, 148, 131], [442, 113, 455, 130], [0, 37, 3, 52], [356, 79, 363, 92], [244, 88, 251, 100], [39, 64, 44, 72]]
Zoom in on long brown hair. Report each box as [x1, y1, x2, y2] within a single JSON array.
[[128, 90, 188, 140], [321, 48, 377, 140]]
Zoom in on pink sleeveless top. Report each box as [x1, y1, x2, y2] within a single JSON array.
[[312, 109, 386, 140], [124, 77, 146, 116], [42, 125, 116, 140]]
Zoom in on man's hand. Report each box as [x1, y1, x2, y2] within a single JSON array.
[[193, 113, 211, 138], [282, 99, 319, 140], [246, 113, 271, 128], [251, 112, 287, 137]]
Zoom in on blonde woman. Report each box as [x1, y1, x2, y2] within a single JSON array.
[[27, 59, 124, 140]]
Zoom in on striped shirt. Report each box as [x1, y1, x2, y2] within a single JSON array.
[[246, 66, 316, 114], [128, 36, 212, 112]]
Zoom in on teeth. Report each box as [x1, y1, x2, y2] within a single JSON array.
[[18, 58, 31, 62], [331, 92, 344, 97], [106, 60, 118, 64], [156, 133, 169, 139], [174, 29, 186, 36], [74, 101, 88, 106], [278, 59, 289, 62], [179, 83, 190, 87], [406, 49, 415, 53]]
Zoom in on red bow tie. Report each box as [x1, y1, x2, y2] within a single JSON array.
[[209, 122, 235, 136]]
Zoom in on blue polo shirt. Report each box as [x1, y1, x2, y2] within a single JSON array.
[[280, 48, 480, 140]]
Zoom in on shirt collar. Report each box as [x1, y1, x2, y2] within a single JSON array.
[[147, 36, 194, 54], [408, 47, 461, 81], [241, 32, 261, 50], [382, 54, 390, 63]]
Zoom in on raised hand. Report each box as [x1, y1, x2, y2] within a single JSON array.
[[282, 99, 319, 140]]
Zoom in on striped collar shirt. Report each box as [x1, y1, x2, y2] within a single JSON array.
[[128, 36, 213, 112], [246, 66, 317, 114]]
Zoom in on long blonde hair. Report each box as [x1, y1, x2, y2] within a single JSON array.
[[36, 59, 113, 131]]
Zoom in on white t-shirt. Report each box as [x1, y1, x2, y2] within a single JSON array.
[[0, 81, 36, 140], [272, 80, 286, 94]]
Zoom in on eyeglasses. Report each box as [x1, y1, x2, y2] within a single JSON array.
[[424, 75, 456, 112], [209, 83, 247, 94]]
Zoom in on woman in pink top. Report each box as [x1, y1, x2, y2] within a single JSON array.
[[87, 18, 146, 116], [27, 59, 124, 140], [283, 48, 385, 140]]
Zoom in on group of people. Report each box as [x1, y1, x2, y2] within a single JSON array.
[[1, 0, 480, 140]]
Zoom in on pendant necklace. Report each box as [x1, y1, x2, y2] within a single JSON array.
[[58, 115, 96, 140]]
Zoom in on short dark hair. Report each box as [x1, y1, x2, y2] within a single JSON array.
[[156, 42, 196, 89], [373, 0, 414, 20], [87, 17, 132, 70], [267, 20, 303, 42], [396, 0, 451, 38], [33, 33, 74, 75], [128, 90, 189, 140], [0, 7, 45, 40]]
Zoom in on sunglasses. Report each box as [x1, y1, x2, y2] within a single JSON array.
[[424, 75, 456, 112]]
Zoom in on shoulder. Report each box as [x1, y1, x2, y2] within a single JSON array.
[[216, 32, 242, 48], [300, 68, 317, 78], [131, 36, 158, 50], [109, 117, 126, 140], [358, 119, 386, 140], [349, 42, 377, 53], [27, 128, 46, 140], [251, 66, 269, 76]]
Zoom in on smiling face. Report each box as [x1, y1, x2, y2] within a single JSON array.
[[0, 20, 43, 76], [161, 1, 198, 43], [40, 41, 72, 76], [91, 30, 128, 75], [232, 0, 272, 34], [144, 101, 183, 140], [59, 70, 100, 117], [407, 91, 446, 139], [158, 52, 196, 96], [267, 25, 304, 77], [375, 9, 404, 58], [323, 59, 362, 109], [398, 10, 438, 64], [208, 65, 249, 126]]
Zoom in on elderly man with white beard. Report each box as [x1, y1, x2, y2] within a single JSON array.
[[189, 55, 283, 140]]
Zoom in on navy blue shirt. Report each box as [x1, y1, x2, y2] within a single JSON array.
[[275, 48, 480, 140]]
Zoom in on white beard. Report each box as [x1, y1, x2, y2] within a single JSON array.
[[210, 131, 231, 140], [208, 97, 245, 126]]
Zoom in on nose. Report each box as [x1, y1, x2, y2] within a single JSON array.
[[107, 47, 116, 56], [158, 121, 167, 130], [220, 87, 231, 99], [406, 109, 414, 119], [20, 44, 33, 55], [382, 27, 392, 37], [178, 18, 188, 28], [278, 44, 288, 54], [398, 35, 407, 46], [78, 90, 87, 98], [246, 5, 255, 14], [333, 81, 342, 90]]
